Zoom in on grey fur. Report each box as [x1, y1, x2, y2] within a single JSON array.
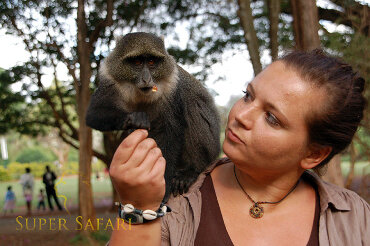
[[86, 32, 221, 200]]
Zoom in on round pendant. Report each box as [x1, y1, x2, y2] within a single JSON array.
[[249, 203, 264, 219]]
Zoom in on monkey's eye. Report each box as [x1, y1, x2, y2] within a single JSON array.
[[134, 59, 143, 66], [148, 59, 155, 66]]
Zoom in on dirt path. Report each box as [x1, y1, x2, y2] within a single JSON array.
[[0, 207, 116, 246]]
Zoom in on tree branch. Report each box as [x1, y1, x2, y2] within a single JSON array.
[[89, 0, 114, 51], [45, 41, 79, 86], [59, 131, 79, 150], [129, 0, 148, 32], [50, 57, 79, 140]]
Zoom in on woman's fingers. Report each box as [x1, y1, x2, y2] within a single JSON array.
[[124, 138, 158, 169], [149, 157, 166, 183], [109, 129, 166, 209], [111, 129, 148, 168], [136, 147, 163, 174]]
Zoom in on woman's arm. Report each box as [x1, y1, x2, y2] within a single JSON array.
[[110, 220, 161, 246], [108, 129, 166, 246]]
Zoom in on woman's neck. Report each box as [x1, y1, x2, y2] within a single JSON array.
[[218, 162, 305, 204]]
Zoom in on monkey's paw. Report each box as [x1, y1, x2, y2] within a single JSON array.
[[171, 171, 199, 196], [123, 112, 151, 131]]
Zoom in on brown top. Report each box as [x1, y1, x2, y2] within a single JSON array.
[[161, 158, 370, 246], [194, 171, 320, 246], [194, 173, 233, 246]]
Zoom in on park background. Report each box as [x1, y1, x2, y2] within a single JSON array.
[[0, 0, 369, 245]]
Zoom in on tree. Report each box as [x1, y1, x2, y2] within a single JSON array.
[[237, 0, 262, 75], [266, 0, 280, 61], [290, 0, 320, 50], [0, 0, 113, 228]]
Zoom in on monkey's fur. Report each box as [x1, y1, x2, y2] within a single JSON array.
[[86, 32, 220, 200]]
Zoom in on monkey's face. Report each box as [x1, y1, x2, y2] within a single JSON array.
[[101, 33, 178, 108]]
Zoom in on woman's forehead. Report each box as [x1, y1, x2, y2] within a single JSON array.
[[251, 61, 327, 125]]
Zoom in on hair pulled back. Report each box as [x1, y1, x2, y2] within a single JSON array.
[[280, 49, 366, 171]]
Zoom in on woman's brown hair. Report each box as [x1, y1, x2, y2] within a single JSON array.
[[280, 49, 366, 172]]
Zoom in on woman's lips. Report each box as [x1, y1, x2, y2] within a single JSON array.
[[227, 128, 244, 144]]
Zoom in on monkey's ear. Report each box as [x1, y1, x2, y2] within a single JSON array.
[[114, 35, 123, 43], [160, 35, 165, 46]]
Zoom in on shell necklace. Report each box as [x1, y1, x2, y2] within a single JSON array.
[[233, 165, 300, 219]]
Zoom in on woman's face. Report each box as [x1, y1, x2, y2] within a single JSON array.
[[223, 61, 326, 176]]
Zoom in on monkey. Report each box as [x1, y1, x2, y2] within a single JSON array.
[[86, 32, 220, 201]]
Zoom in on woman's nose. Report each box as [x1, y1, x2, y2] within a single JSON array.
[[235, 103, 257, 130]]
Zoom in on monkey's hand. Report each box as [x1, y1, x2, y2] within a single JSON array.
[[123, 112, 151, 131], [171, 169, 199, 196]]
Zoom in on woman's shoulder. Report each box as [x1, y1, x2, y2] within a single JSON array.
[[303, 171, 369, 213], [303, 171, 370, 244], [164, 157, 231, 215], [161, 157, 231, 245]]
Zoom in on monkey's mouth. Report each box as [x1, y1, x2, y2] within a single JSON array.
[[139, 86, 158, 93], [140, 87, 153, 93]]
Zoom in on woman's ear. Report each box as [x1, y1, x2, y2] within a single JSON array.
[[301, 145, 332, 170]]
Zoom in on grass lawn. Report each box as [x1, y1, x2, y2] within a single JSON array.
[[0, 173, 112, 213], [0, 161, 368, 213]]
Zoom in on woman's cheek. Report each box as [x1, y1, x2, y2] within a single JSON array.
[[252, 126, 286, 158]]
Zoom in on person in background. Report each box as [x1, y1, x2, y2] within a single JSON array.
[[19, 167, 34, 216], [37, 189, 46, 211], [42, 165, 62, 211], [3, 186, 16, 215]]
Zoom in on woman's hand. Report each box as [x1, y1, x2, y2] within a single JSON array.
[[109, 129, 166, 211]]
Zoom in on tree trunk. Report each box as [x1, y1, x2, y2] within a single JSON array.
[[290, 0, 321, 50], [267, 0, 280, 61], [237, 0, 263, 75], [77, 0, 96, 230], [103, 132, 125, 209]]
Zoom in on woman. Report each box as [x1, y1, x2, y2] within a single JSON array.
[[108, 50, 369, 245]]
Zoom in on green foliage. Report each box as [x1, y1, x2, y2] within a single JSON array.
[[0, 68, 26, 135], [0, 165, 11, 181], [92, 160, 106, 173], [6, 162, 50, 180], [91, 231, 111, 243], [68, 147, 79, 162], [60, 161, 79, 175], [0, 160, 104, 181], [69, 234, 89, 245], [15, 146, 57, 163]]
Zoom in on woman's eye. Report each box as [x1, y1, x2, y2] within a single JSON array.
[[265, 112, 280, 126], [242, 90, 252, 102]]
